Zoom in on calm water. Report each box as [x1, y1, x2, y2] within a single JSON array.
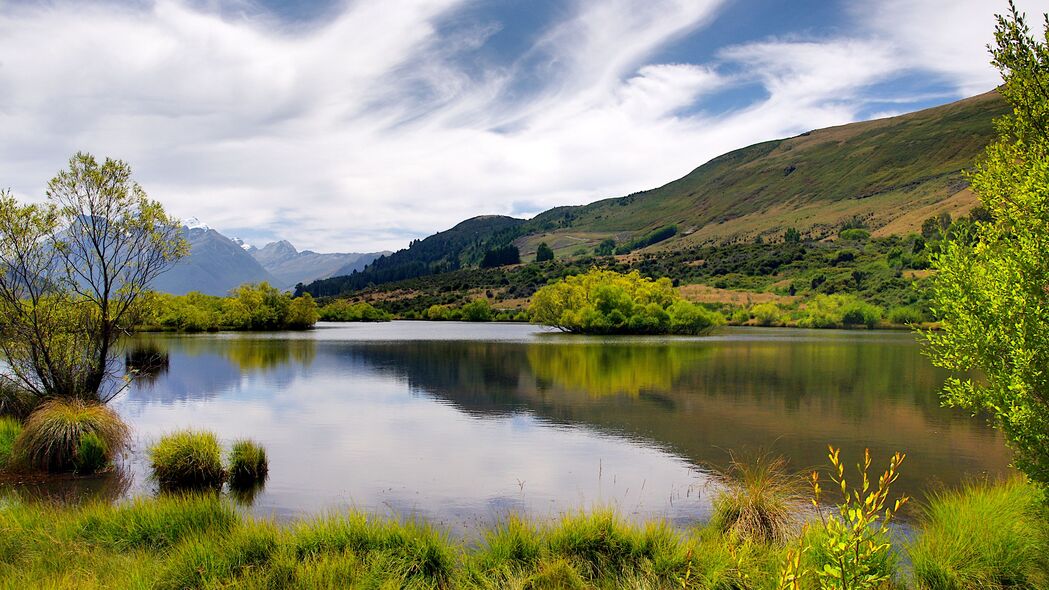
[[5, 322, 1013, 531]]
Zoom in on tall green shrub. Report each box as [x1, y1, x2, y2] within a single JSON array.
[[925, 4, 1049, 486]]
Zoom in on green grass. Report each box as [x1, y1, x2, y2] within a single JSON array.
[[909, 478, 1049, 589], [228, 439, 268, 489], [0, 479, 1044, 588], [12, 399, 129, 473], [148, 430, 225, 489], [0, 416, 21, 471]]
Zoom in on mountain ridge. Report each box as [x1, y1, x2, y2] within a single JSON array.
[[301, 90, 1009, 298]]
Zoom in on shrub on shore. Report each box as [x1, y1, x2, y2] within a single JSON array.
[[909, 478, 1049, 589], [12, 399, 130, 473], [530, 268, 724, 335], [149, 430, 225, 489], [318, 300, 392, 322], [228, 439, 268, 489]]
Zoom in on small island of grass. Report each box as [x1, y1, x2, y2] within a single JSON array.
[[529, 268, 724, 335]]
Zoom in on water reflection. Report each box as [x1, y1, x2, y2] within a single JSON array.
[[99, 324, 1017, 529]]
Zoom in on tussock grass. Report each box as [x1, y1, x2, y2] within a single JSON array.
[[0, 416, 21, 471], [228, 438, 268, 489], [12, 399, 129, 473], [148, 429, 225, 489], [710, 450, 806, 544], [909, 478, 1049, 589]]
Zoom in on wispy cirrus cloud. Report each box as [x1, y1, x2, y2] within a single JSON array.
[[0, 0, 1036, 251]]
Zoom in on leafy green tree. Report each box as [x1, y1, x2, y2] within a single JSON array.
[[461, 298, 493, 322], [0, 154, 186, 403], [926, 4, 1049, 486], [595, 238, 616, 256], [784, 227, 801, 244], [535, 242, 554, 262]]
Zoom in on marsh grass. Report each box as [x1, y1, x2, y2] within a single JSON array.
[[710, 450, 806, 544], [909, 478, 1049, 589], [0, 416, 21, 470], [0, 481, 1044, 589], [148, 429, 225, 489], [12, 399, 129, 473], [228, 438, 268, 489]]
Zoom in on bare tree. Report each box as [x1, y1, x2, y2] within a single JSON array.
[[0, 153, 187, 404]]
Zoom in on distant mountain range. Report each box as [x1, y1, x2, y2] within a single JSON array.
[[301, 90, 1008, 298], [151, 220, 388, 296]]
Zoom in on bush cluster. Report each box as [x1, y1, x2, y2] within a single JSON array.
[[141, 283, 318, 332], [317, 300, 391, 322], [530, 269, 724, 334]]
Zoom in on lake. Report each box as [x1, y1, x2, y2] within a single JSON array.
[[4, 322, 1013, 532]]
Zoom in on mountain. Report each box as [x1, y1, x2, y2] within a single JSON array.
[[249, 240, 387, 288], [301, 215, 525, 297], [151, 226, 278, 296], [302, 90, 1009, 298]]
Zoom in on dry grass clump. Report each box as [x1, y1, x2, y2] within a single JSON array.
[[710, 450, 806, 544], [12, 399, 129, 473]]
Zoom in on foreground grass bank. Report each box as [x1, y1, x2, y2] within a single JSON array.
[[1, 479, 1045, 589]]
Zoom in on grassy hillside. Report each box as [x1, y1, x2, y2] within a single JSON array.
[[302, 90, 1007, 298], [517, 90, 1007, 257]]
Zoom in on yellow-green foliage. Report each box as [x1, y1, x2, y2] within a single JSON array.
[[909, 479, 1049, 589], [781, 447, 907, 590], [797, 294, 881, 329], [0, 416, 21, 471], [530, 268, 723, 334], [317, 300, 391, 322], [749, 303, 783, 327], [926, 8, 1049, 485], [148, 430, 225, 489], [13, 399, 129, 473], [143, 283, 318, 332]]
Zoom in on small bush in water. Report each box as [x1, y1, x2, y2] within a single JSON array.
[[228, 439, 268, 489], [149, 430, 225, 489]]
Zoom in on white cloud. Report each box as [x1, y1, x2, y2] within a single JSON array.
[[853, 0, 1044, 96], [0, 0, 1035, 251]]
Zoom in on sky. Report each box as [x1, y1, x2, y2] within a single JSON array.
[[0, 0, 1041, 252]]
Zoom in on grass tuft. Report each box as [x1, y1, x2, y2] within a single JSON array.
[[228, 438, 268, 489], [0, 416, 22, 471], [909, 478, 1049, 589], [148, 430, 225, 489], [710, 450, 805, 544], [12, 399, 129, 473]]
